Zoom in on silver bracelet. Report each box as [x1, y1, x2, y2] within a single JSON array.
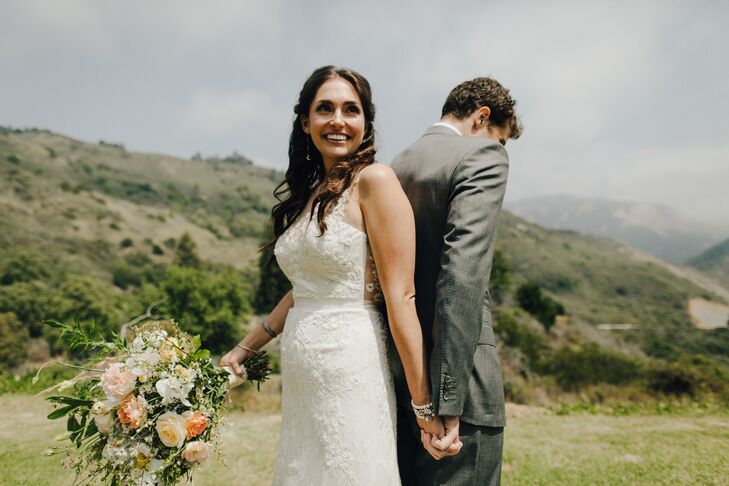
[[411, 400, 436, 422], [260, 318, 277, 338]]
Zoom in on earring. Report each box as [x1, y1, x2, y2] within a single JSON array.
[[306, 136, 311, 161]]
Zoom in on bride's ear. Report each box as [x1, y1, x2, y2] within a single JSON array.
[[301, 116, 310, 134]]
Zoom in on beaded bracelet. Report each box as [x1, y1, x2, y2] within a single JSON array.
[[411, 400, 436, 422], [260, 318, 277, 338]]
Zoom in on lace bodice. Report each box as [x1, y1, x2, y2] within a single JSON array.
[[274, 188, 382, 303]]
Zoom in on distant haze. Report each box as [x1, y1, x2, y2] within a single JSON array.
[[506, 195, 724, 263], [1, 1, 728, 226]]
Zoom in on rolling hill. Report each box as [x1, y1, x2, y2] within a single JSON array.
[[506, 195, 724, 263], [1, 126, 728, 373], [688, 238, 729, 289]]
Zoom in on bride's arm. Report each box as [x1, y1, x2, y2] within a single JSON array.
[[358, 164, 444, 438], [219, 290, 293, 375]]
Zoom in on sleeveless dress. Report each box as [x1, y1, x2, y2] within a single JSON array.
[[272, 188, 400, 485]]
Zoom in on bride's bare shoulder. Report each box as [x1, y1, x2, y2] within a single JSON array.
[[358, 163, 398, 190]]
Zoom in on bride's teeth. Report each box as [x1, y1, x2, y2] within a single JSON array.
[[326, 134, 347, 141]]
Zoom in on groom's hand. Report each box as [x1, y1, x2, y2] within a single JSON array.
[[420, 416, 462, 460]]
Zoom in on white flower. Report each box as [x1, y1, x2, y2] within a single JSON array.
[[93, 413, 114, 434], [126, 347, 161, 376], [101, 442, 130, 465], [155, 375, 195, 406], [147, 330, 168, 348]]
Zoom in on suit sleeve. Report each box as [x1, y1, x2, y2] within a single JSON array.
[[431, 142, 509, 416]]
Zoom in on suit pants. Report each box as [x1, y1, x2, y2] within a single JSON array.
[[397, 407, 504, 486]]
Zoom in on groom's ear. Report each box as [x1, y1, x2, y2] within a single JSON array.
[[301, 115, 311, 134], [475, 106, 492, 128]]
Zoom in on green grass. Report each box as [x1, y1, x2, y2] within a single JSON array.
[[4, 395, 729, 485]]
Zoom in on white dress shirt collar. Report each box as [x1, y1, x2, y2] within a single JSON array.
[[432, 121, 462, 136]]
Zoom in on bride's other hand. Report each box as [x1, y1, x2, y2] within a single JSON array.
[[219, 346, 249, 377]]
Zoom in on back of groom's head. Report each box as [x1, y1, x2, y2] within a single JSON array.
[[442, 77, 522, 140]]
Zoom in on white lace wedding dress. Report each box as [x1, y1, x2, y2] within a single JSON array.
[[272, 188, 400, 485]]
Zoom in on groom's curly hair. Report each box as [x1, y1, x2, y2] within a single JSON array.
[[442, 77, 522, 139]]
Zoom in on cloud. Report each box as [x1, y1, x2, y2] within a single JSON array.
[[1, 0, 727, 228]]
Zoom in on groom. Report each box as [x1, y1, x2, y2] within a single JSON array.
[[391, 77, 521, 486]]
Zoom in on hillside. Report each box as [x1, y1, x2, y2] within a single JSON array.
[[494, 212, 729, 365], [2, 127, 729, 393], [506, 195, 723, 263], [0, 127, 281, 276], [688, 238, 729, 288]]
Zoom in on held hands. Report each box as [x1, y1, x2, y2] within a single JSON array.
[[419, 415, 462, 460]]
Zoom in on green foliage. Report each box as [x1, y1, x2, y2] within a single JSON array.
[[142, 265, 251, 353], [0, 365, 77, 394], [515, 281, 565, 330], [253, 245, 290, 314], [119, 237, 133, 248], [489, 250, 510, 303], [174, 232, 201, 268], [493, 308, 547, 371], [0, 248, 49, 285], [647, 355, 729, 399], [0, 312, 28, 369], [545, 343, 642, 389]]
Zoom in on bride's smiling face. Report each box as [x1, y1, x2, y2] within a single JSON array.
[[302, 77, 365, 169]]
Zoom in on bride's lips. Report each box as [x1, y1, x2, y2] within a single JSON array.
[[323, 132, 350, 145]]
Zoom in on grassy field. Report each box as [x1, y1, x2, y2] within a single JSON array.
[[4, 395, 728, 485]]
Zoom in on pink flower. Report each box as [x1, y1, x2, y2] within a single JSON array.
[[181, 441, 212, 463], [101, 363, 136, 401]]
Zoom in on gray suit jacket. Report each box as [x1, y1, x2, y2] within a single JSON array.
[[391, 125, 508, 428]]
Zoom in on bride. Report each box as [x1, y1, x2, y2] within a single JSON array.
[[220, 66, 450, 485]]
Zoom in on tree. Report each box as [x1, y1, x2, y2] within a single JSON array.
[[174, 232, 201, 268], [489, 250, 510, 304], [253, 245, 290, 314], [515, 281, 565, 331], [142, 265, 251, 353], [0, 312, 28, 369]]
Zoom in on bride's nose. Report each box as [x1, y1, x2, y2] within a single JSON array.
[[329, 110, 345, 128]]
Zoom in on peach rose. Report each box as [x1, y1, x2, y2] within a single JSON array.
[[182, 410, 209, 439], [181, 441, 212, 463], [155, 411, 187, 448], [102, 363, 136, 400], [117, 395, 148, 429]]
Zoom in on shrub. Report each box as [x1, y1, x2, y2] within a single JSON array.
[[489, 250, 510, 303], [174, 232, 201, 268], [493, 308, 547, 371], [516, 282, 565, 331], [253, 246, 290, 314], [141, 265, 251, 353], [0, 312, 28, 369], [120, 238, 134, 248], [545, 344, 642, 390], [0, 249, 49, 285]]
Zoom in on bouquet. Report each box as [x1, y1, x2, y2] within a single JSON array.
[[41, 318, 270, 485]]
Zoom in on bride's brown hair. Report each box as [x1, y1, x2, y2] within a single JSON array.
[[269, 66, 377, 246]]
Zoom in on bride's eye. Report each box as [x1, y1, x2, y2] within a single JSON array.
[[316, 103, 332, 113]]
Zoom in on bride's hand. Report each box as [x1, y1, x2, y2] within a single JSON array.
[[417, 415, 444, 439], [219, 346, 249, 377]]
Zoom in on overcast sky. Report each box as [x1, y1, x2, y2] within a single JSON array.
[[2, 0, 728, 227]]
